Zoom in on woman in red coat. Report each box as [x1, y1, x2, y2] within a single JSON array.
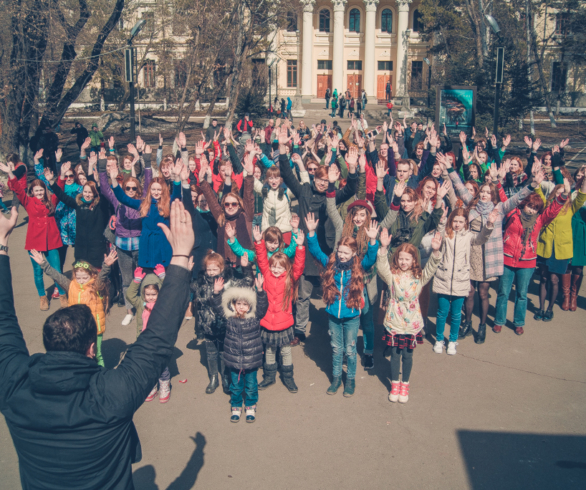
[[1, 162, 65, 310], [493, 190, 568, 335], [253, 227, 305, 393]]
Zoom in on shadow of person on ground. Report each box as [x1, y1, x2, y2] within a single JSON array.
[[301, 300, 332, 380], [132, 432, 207, 490]]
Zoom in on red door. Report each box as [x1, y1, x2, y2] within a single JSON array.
[[377, 75, 391, 100], [347, 74, 362, 99], [317, 75, 332, 98]]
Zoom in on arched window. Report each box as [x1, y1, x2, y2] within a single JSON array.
[[349, 9, 360, 33], [381, 9, 392, 33], [413, 10, 423, 32], [319, 9, 330, 32]]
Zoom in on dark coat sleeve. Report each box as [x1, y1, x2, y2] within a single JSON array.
[[255, 290, 268, 320], [104, 264, 191, 415], [335, 171, 358, 205], [279, 153, 303, 199], [51, 181, 79, 209], [0, 256, 30, 410]]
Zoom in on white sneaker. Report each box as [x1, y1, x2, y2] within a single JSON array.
[[433, 340, 445, 354], [447, 341, 458, 356], [121, 313, 133, 326]]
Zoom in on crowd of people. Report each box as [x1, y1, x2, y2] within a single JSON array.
[[1, 114, 584, 423]]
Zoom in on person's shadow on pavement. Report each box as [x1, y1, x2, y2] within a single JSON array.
[[132, 432, 206, 490]]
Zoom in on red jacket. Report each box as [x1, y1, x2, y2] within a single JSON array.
[[255, 240, 305, 331], [8, 177, 63, 252], [236, 118, 253, 133], [503, 194, 566, 268]]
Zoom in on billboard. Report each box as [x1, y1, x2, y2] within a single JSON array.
[[435, 86, 476, 137]]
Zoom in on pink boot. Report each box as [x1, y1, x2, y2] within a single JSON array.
[[398, 382, 410, 404], [145, 385, 158, 402], [388, 381, 400, 403]]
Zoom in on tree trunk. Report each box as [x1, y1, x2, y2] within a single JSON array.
[[225, 3, 248, 127]]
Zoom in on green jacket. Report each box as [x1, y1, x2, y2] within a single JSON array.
[[228, 233, 298, 262], [88, 130, 104, 147], [126, 273, 164, 338]]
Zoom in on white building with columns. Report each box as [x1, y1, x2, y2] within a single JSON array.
[[272, 0, 429, 105]]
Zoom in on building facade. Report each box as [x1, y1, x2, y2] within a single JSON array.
[[271, 0, 428, 104]]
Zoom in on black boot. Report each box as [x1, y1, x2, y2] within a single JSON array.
[[458, 320, 472, 339], [343, 378, 355, 397], [475, 323, 486, 344], [281, 364, 298, 393], [205, 375, 219, 394], [205, 342, 219, 394], [258, 363, 278, 390], [221, 372, 231, 394], [327, 376, 342, 395]]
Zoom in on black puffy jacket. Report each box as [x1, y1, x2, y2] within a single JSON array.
[[213, 287, 268, 371]]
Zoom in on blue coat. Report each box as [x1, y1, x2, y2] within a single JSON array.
[[113, 182, 181, 268], [307, 233, 378, 319]]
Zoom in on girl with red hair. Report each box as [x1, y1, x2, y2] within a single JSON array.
[[377, 229, 442, 404], [306, 212, 379, 398]]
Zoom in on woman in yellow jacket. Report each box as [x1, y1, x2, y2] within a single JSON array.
[[535, 158, 586, 321], [31, 249, 118, 366]]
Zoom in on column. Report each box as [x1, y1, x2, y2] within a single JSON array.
[[363, 0, 379, 100], [332, 0, 347, 93], [396, 0, 412, 102], [301, 0, 316, 101]]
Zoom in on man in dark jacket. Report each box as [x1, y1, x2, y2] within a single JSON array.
[[0, 202, 193, 490], [278, 139, 358, 346], [325, 87, 331, 109], [70, 122, 89, 150], [38, 124, 60, 172], [205, 118, 220, 142]]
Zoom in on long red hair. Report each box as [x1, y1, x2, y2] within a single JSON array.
[[401, 187, 424, 222], [390, 243, 422, 279], [321, 237, 365, 310], [139, 177, 171, 218], [268, 252, 298, 309], [445, 208, 470, 239], [416, 176, 439, 209], [342, 206, 372, 255], [28, 179, 55, 216]]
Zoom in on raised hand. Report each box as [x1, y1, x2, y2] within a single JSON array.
[[178, 132, 187, 148], [153, 264, 166, 277], [198, 161, 209, 184], [431, 231, 442, 251], [365, 221, 380, 240], [159, 133, 164, 147], [328, 164, 340, 183], [304, 212, 319, 233], [242, 153, 254, 176], [489, 162, 498, 181], [533, 138, 542, 152], [391, 141, 399, 155], [60, 161, 71, 177], [379, 228, 392, 249], [294, 229, 305, 246], [29, 249, 45, 265], [437, 180, 450, 199], [127, 143, 138, 157], [55, 148, 63, 161], [253, 225, 263, 243], [531, 159, 542, 176], [136, 136, 145, 153], [104, 249, 118, 266], [195, 140, 205, 156], [491, 134, 497, 148], [563, 177, 571, 195], [376, 161, 386, 180], [214, 277, 225, 294], [157, 200, 195, 261], [443, 123, 447, 136], [34, 149, 44, 163], [240, 251, 249, 268], [358, 154, 367, 174], [560, 138, 569, 149], [394, 181, 406, 197], [180, 164, 190, 182], [81, 137, 91, 150], [533, 169, 545, 186], [255, 274, 264, 291], [134, 267, 146, 282], [109, 164, 119, 181], [225, 222, 236, 239], [43, 167, 55, 184], [459, 131, 467, 145], [345, 146, 358, 169], [502, 134, 511, 147], [524, 136, 533, 149]]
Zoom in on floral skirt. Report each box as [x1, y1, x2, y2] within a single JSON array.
[[261, 326, 294, 348], [383, 331, 423, 350]]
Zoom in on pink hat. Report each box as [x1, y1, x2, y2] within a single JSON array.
[[347, 199, 374, 215]]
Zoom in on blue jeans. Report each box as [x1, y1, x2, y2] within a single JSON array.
[[328, 315, 360, 379], [436, 294, 465, 343], [360, 292, 374, 355], [30, 249, 65, 297], [230, 368, 258, 407], [495, 265, 535, 327]]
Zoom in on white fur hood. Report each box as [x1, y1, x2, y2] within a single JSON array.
[[221, 287, 257, 319]]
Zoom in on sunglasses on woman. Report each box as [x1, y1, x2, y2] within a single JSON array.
[[307, 167, 318, 173], [224, 202, 239, 208], [65, 173, 75, 179], [125, 186, 138, 191]]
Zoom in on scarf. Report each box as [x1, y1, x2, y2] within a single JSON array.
[[80, 196, 93, 205], [471, 200, 495, 225], [219, 209, 251, 263], [141, 302, 156, 332], [334, 254, 353, 271], [519, 210, 538, 247]]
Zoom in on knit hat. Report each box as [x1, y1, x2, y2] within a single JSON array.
[[347, 199, 374, 215]]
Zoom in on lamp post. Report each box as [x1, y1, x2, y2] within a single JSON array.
[[486, 14, 504, 137], [127, 20, 146, 142], [423, 57, 431, 108]]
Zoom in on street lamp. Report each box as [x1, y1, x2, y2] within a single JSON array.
[[423, 57, 431, 108], [486, 15, 504, 137], [127, 20, 146, 142]]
